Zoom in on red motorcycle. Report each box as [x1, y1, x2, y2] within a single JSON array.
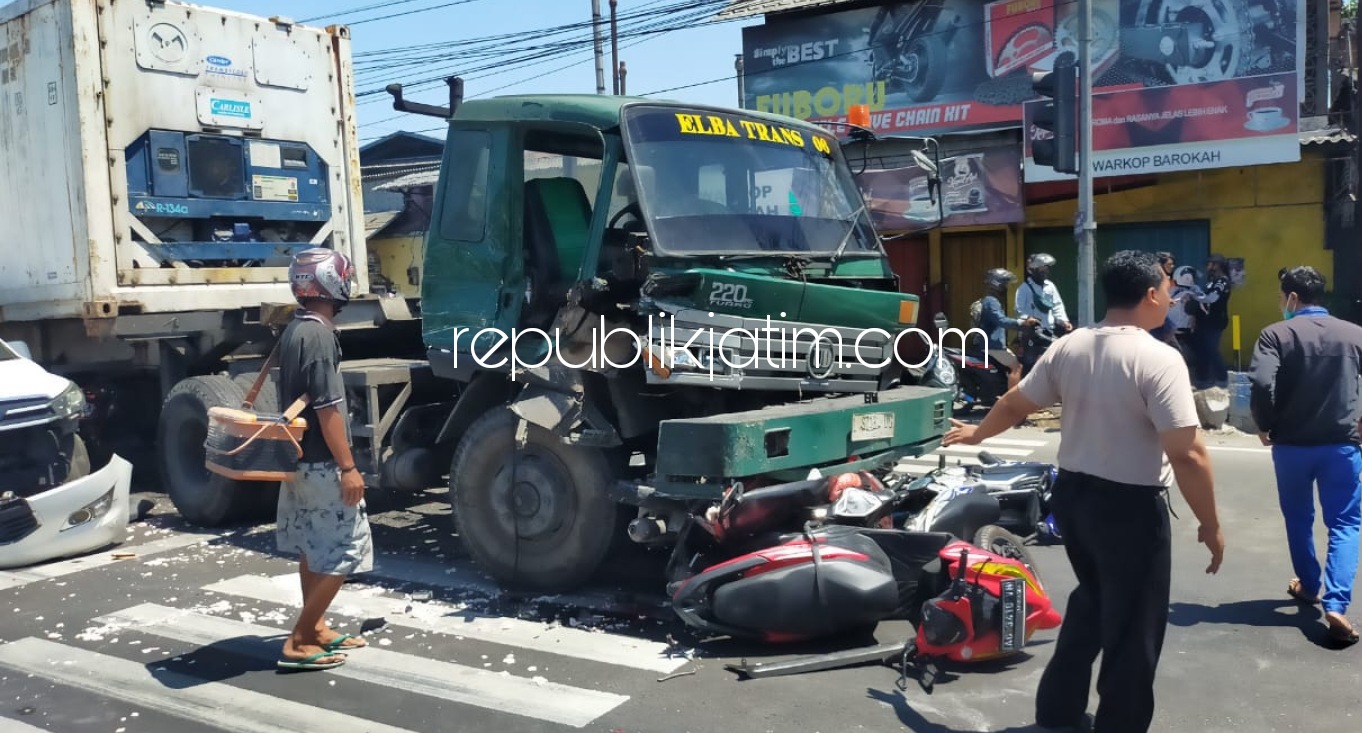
[[666, 470, 1062, 691]]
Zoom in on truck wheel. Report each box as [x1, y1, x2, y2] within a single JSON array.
[[450, 406, 618, 593], [157, 375, 264, 527], [974, 524, 1040, 581]]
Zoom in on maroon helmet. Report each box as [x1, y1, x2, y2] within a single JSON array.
[[289, 247, 354, 305]]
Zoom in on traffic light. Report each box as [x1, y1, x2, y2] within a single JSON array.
[[1030, 51, 1078, 175]]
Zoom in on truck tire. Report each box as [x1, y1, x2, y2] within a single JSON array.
[[450, 406, 618, 593], [157, 375, 267, 527], [973, 524, 1040, 581]]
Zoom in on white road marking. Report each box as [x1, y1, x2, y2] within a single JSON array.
[[95, 604, 629, 729], [967, 437, 1048, 448], [894, 435, 1051, 476], [0, 528, 235, 592], [1205, 445, 1271, 453], [204, 574, 687, 674], [938, 444, 1033, 457], [366, 552, 665, 614], [0, 637, 421, 733], [0, 716, 50, 733]]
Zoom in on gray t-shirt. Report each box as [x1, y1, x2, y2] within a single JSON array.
[[1018, 325, 1199, 487], [276, 310, 348, 464]]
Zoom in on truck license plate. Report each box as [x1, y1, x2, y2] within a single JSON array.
[[851, 412, 895, 441]]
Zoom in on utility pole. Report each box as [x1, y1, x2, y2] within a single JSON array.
[[1075, 0, 1096, 326], [618, 61, 628, 94], [735, 54, 745, 108], [591, 0, 606, 94], [610, 0, 620, 94]]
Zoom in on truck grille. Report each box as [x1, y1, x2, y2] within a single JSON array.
[[0, 497, 39, 546], [646, 308, 894, 393]]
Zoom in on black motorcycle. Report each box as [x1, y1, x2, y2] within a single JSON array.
[[867, 0, 966, 103]]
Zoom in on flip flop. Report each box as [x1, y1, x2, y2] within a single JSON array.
[[323, 634, 368, 652], [276, 651, 346, 671], [1287, 578, 1320, 605], [1326, 614, 1360, 645]]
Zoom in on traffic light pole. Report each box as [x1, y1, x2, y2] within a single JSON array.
[[1075, 0, 1096, 326]]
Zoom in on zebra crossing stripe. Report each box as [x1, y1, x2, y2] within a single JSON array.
[[0, 528, 236, 592], [0, 715, 49, 733], [0, 637, 421, 733], [93, 604, 628, 729], [204, 574, 688, 674]]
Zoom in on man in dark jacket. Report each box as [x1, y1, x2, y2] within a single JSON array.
[[977, 268, 1037, 391], [1250, 265, 1361, 645]]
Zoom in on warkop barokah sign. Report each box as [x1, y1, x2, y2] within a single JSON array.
[[740, 0, 1305, 181]]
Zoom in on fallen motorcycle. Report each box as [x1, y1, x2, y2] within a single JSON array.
[[900, 450, 1062, 544], [665, 470, 1060, 689]]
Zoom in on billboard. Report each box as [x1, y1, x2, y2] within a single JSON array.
[[740, 0, 1305, 178], [854, 145, 1023, 232]]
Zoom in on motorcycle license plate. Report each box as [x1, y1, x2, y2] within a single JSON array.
[[999, 577, 1027, 652], [851, 412, 895, 441]]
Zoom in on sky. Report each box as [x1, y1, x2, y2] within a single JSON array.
[[208, 0, 759, 144]]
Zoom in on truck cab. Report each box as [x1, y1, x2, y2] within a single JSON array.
[[403, 91, 954, 592]]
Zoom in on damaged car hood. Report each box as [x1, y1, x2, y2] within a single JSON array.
[[0, 358, 70, 403]]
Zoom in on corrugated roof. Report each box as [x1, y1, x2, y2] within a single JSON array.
[[377, 167, 441, 191], [365, 211, 401, 238], [1300, 127, 1357, 145], [717, 0, 861, 19]]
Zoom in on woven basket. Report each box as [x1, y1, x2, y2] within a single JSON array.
[[202, 339, 311, 483], [205, 406, 308, 482]]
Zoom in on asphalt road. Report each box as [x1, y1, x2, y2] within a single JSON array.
[[0, 426, 1357, 733]]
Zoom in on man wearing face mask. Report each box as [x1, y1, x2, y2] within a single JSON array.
[[1015, 253, 1073, 375], [1249, 265, 1362, 646]]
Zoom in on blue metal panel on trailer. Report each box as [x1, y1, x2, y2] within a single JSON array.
[[127, 197, 329, 221]]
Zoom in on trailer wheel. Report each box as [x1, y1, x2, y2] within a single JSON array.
[[974, 524, 1040, 581], [450, 406, 618, 593], [157, 375, 269, 527]]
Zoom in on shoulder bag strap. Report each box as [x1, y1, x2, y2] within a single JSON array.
[[242, 339, 283, 410]]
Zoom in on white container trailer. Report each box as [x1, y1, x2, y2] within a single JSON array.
[[0, 0, 411, 510], [0, 0, 368, 322]]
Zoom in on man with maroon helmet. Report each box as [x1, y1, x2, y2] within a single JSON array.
[[273, 247, 374, 671]]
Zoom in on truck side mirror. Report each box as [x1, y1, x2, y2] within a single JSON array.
[[933, 313, 949, 330]]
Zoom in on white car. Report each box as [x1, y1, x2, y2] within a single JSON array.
[[0, 338, 133, 569]]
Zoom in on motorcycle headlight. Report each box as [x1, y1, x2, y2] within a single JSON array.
[[62, 487, 116, 531], [49, 382, 86, 420], [934, 357, 957, 385]]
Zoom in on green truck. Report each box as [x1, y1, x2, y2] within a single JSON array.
[[161, 79, 955, 594]]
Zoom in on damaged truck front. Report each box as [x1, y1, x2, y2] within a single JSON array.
[[397, 89, 952, 592]]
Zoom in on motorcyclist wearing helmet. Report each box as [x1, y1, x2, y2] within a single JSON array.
[[273, 247, 375, 672], [978, 268, 1039, 391], [1015, 252, 1073, 375]]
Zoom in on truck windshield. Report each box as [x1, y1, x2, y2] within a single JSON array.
[[0, 341, 18, 361], [620, 105, 879, 258]]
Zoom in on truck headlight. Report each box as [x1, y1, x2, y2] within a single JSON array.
[[62, 487, 116, 531], [49, 383, 86, 420]]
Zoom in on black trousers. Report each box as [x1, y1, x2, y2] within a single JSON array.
[[1035, 470, 1172, 733]]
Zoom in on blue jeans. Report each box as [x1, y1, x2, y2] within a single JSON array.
[[1271, 444, 1362, 615], [1190, 326, 1227, 387]]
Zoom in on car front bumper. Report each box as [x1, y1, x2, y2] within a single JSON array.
[[0, 454, 134, 570]]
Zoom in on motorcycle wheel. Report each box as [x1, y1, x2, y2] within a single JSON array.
[[973, 524, 1040, 580], [903, 34, 948, 103]]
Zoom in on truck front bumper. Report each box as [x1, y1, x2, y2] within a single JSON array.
[[0, 454, 134, 570], [646, 385, 951, 500]]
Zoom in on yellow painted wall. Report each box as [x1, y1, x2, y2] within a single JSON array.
[[369, 234, 426, 299], [1024, 154, 1329, 363]]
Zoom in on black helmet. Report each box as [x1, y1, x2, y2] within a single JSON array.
[[984, 268, 1016, 290], [1027, 253, 1056, 273]]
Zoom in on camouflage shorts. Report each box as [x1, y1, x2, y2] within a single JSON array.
[[276, 461, 374, 576]]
